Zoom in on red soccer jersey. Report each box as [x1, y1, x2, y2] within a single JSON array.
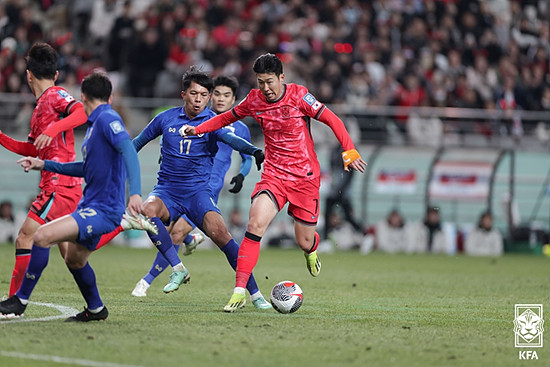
[[232, 83, 353, 181], [29, 86, 82, 189]]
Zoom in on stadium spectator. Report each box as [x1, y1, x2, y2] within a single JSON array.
[[0, 200, 16, 243], [361, 209, 415, 254], [0, 0, 550, 143], [407, 206, 450, 254], [464, 211, 504, 257]]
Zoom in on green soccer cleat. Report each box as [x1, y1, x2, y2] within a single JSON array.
[[163, 269, 190, 293], [223, 292, 246, 313], [251, 296, 272, 310], [304, 250, 321, 277]]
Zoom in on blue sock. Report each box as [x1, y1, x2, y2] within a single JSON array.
[[183, 234, 194, 245], [221, 239, 260, 295], [143, 244, 180, 284], [68, 262, 103, 310], [16, 245, 50, 301], [148, 217, 182, 267]]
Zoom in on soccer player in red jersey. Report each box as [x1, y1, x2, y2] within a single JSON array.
[[0, 42, 87, 298], [181, 53, 367, 312]]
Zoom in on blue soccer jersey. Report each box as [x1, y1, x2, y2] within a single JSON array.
[[134, 106, 247, 188], [210, 120, 251, 201], [79, 104, 131, 214]]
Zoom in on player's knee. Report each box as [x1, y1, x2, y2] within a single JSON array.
[[32, 228, 50, 247], [246, 221, 266, 237]]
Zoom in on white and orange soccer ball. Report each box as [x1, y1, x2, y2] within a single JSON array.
[[270, 281, 303, 314]]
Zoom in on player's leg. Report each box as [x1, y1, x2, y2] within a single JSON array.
[[176, 216, 205, 256], [287, 178, 322, 277], [8, 216, 39, 297], [132, 219, 181, 297], [64, 242, 107, 322], [224, 193, 278, 312], [95, 210, 159, 250], [0, 214, 79, 318], [294, 221, 321, 277], [142, 195, 189, 293], [201, 211, 271, 309]]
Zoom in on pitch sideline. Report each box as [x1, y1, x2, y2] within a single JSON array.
[[0, 351, 142, 367], [0, 301, 79, 323]]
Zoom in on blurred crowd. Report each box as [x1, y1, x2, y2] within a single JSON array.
[[1, 0, 550, 117]]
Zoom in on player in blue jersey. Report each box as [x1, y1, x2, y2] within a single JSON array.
[[0, 71, 143, 321], [131, 76, 270, 309], [132, 68, 271, 308]]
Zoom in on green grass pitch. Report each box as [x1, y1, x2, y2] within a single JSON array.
[[0, 243, 548, 367]]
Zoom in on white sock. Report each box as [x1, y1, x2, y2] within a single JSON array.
[[88, 305, 104, 314], [18, 297, 29, 305], [173, 263, 186, 272], [234, 287, 246, 295], [250, 291, 264, 301]]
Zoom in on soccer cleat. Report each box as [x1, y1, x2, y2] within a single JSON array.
[[304, 250, 321, 277], [163, 269, 190, 293], [65, 306, 108, 322], [182, 233, 205, 256], [223, 292, 246, 313], [131, 279, 150, 297], [121, 211, 159, 235], [251, 296, 272, 310], [0, 295, 26, 319]]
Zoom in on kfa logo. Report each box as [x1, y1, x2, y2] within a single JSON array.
[[514, 304, 544, 360]]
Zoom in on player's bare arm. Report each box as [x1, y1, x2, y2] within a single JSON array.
[[17, 156, 44, 172]]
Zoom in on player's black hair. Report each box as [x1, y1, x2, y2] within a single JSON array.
[[253, 53, 283, 76], [25, 42, 58, 80], [182, 66, 214, 92], [81, 71, 112, 102], [214, 75, 239, 95]]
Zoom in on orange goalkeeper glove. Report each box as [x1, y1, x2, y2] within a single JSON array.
[[341, 149, 361, 169]]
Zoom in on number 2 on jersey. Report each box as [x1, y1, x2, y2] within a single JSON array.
[[179, 139, 192, 154]]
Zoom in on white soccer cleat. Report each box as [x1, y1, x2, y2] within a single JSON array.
[[131, 279, 150, 297], [182, 233, 205, 256], [121, 211, 159, 235]]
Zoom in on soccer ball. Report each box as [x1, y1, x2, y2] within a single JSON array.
[[270, 281, 303, 314]]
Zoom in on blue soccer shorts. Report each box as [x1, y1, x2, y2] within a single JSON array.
[[71, 205, 122, 250], [149, 184, 220, 232]]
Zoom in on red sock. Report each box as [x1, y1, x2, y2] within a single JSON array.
[[95, 225, 123, 250], [235, 233, 261, 288], [10, 250, 31, 297], [306, 232, 320, 254]]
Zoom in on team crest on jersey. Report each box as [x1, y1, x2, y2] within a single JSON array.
[[57, 89, 74, 103], [282, 106, 290, 117], [109, 120, 124, 134]]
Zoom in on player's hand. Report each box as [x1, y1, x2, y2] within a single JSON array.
[[229, 173, 245, 193], [179, 124, 197, 137], [17, 156, 44, 172], [342, 149, 367, 173], [126, 194, 144, 216], [253, 150, 264, 171], [34, 133, 53, 150]]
